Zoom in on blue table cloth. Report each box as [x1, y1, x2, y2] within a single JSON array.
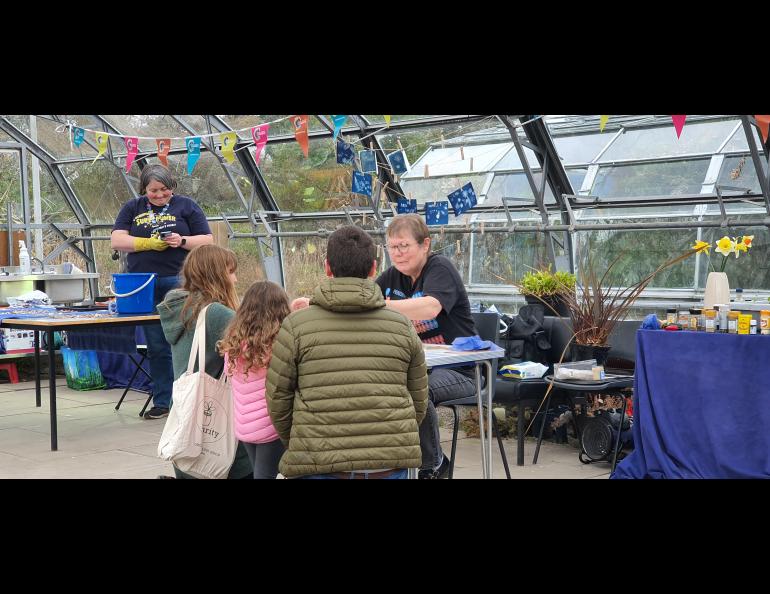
[[612, 329, 770, 479]]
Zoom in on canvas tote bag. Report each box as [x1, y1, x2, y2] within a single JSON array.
[[157, 305, 237, 479]]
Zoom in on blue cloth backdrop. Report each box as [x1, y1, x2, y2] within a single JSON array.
[[612, 329, 770, 479]]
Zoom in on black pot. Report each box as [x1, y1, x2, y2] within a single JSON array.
[[524, 294, 570, 317], [572, 343, 612, 367]]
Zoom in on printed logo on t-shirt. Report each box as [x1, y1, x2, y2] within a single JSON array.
[[384, 288, 445, 344], [134, 211, 177, 234]]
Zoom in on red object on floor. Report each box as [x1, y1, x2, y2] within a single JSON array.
[[0, 362, 19, 384]]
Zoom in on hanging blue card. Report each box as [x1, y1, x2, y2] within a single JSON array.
[[337, 140, 355, 165], [447, 182, 477, 216], [397, 198, 417, 213], [425, 201, 449, 225], [360, 150, 377, 174], [388, 150, 408, 174], [352, 171, 372, 196]]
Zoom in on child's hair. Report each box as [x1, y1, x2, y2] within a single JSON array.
[[217, 280, 290, 376], [175, 245, 239, 330]]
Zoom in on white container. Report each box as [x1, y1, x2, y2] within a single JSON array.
[[18, 241, 30, 274]]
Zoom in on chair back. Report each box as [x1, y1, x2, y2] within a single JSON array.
[[471, 311, 501, 344]]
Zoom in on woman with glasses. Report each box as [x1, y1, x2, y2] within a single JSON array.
[[375, 214, 477, 479]]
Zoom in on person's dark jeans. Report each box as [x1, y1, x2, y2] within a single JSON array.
[[242, 439, 285, 479], [144, 274, 180, 410], [419, 368, 479, 471]]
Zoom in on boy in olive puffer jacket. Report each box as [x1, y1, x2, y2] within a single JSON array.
[[266, 226, 428, 479]]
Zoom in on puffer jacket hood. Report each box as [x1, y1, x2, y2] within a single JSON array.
[[310, 277, 385, 313], [157, 289, 189, 346]]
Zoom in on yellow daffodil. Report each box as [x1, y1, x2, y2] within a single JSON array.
[[692, 240, 711, 254], [742, 235, 754, 247], [715, 236, 735, 257]]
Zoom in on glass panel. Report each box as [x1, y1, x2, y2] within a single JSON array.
[[696, 224, 769, 290], [716, 155, 761, 193], [566, 168, 587, 192], [591, 159, 710, 198], [601, 119, 740, 161], [0, 150, 22, 226], [102, 115, 191, 154], [491, 144, 541, 170], [722, 124, 762, 153], [59, 160, 134, 224], [429, 232, 471, 284], [176, 115, 208, 134], [35, 163, 78, 224], [400, 173, 488, 207], [471, 231, 550, 285], [0, 129, 12, 142], [4, 115, 103, 161], [485, 171, 556, 206], [221, 222, 267, 296], [553, 133, 614, 165], [404, 144, 511, 177], [279, 219, 345, 299]]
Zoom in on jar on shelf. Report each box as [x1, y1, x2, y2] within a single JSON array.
[[666, 308, 677, 325], [750, 319, 758, 335], [689, 308, 702, 331], [704, 309, 717, 333], [728, 311, 740, 334], [738, 313, 752, 335], [761, 310, 770, 335], [678, 310, 690, 329]]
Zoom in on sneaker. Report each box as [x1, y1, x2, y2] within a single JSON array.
[[144, 406, 169, 419], [418, 454, 451, 479], [157, 475, 176, 479]]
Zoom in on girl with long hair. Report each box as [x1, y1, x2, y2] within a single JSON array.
[[218, 281, 290, 479]]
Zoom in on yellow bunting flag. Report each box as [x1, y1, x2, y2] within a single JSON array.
[[384, 115, 391, 126], [755, 115, 770, 144], [292, 115, 309, 157], [157, 138, 171, 166], [92, 131, 109, 164], [599, 115, 609, 132], [220, 131, 237, 164]]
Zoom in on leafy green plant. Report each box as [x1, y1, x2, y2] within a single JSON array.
[[518, 266, 576, 297]]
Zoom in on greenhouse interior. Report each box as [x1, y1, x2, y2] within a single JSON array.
[[0, 113, 768, 479]]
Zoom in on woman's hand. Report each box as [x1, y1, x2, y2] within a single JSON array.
[[163, 233, 185, 248]]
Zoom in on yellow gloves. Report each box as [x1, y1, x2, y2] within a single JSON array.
[[134, 236, 169, 252]]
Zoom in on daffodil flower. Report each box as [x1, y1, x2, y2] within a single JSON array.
[[742, 235, 754, 247], [692, 240, 711, 254], [715, 236, 735, 257]]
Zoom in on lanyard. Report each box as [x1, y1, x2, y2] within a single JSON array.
[[146, 197, 172, 231]]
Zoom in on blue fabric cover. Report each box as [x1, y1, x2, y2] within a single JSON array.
[[612, 329, 770, 479], [451, 335, 503, 351]]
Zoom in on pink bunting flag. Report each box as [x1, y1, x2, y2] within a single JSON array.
[[124, 137, 139, 173], [251, 124, 270, 165], [755, 115, 770, 144], [671, 115, 687, 139]]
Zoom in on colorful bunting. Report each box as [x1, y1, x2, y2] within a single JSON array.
[[331, 115, 347, 141], [425, 201, 449, 226], [388, 150, 408, 175], [124, 137, 139, 173], [73, 127, 85, 147], [384, 115, 391, 126], [671, 115, 687, 139], [336, 140, 355, 165], [397, 198, 417, 214], [92, 132, 109, 164], [755, 115, 770, 145], [220, 132, 237, 164], [351, 171, 372, 196], [186, 136, 201, 174], [359, 150, 377, 174], [251, 124, 269, 165], [292, 115, 309, 157], [157, 138, 171, 166], [447, 182, 477, 216], [599, 115, 609, 132]]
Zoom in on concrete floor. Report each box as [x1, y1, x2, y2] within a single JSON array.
[[0, 379, 611, 479]]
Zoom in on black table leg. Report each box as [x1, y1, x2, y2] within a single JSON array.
[[533, 391, 553, 464], [610, 397, 628, 474], [34, 330, 41, 407], [47, 329, 57, 451]]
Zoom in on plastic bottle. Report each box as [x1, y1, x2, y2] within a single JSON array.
[[735, 288, 744, 302], [18, 240, 31, 274]]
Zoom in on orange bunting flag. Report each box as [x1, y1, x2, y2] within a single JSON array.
[[292, 115, 309, 157], [599, 115, 609, 132], [671, 115, 687, 139], [157, 138, 171, 166], [755, 115, 770, 144]]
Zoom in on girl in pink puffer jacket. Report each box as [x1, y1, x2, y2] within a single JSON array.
[[218, 281, 290, 479]]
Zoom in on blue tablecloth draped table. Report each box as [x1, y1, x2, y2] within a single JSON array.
[[612, 329, 770, 479]]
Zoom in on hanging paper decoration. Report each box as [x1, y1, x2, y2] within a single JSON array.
[[124, 137, 139, 173], [331, 115, 347, 141], [425, 201, 449, 226], [388, 150, 408, 175], [251, 124, 269, 165], [359, 150, 377, 174], [671, 115, 687, 139], [447, 182, 477, 216], [156, 138, 171, 166], [92, 132, 109, 164], [186, 136, 202, 174], [397, 198, 417, 213], [292, 115, 309, 157], [220, 131, 237, 164], [755, 115, 770, 145], [336, 140, 355, 165], [351, 171, 372, 196], [599, 115, 609, 132], [73, 127, 85, 148], [384, 115, 391, 126]]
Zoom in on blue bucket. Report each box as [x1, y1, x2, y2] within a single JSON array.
[[111, 273, 156, 314]]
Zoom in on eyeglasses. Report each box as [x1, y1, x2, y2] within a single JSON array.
[[386, 242, 417, 254]]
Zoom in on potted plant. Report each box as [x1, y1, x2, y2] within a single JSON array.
[[518, 266, 576, 317], [700, 235, 754, 307]]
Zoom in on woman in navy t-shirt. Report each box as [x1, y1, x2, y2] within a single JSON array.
[[111, 164, 213, 420]]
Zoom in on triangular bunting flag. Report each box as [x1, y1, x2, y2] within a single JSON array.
[[384, 115, 391, 126], [671, 115, 687, 139], [220, 132, 237, 164], [755, 115, 770, 144], [292, 115, 309, 157], [251, 124, 269, 165], [73, 127, 85, 148], [331, 115, 347, 141], [124, 137, 139, 173], [92, 132, 109, 164], [157, 138, 171, 167], [599, 115, 609, 132], [186, 136, 202, 174]]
